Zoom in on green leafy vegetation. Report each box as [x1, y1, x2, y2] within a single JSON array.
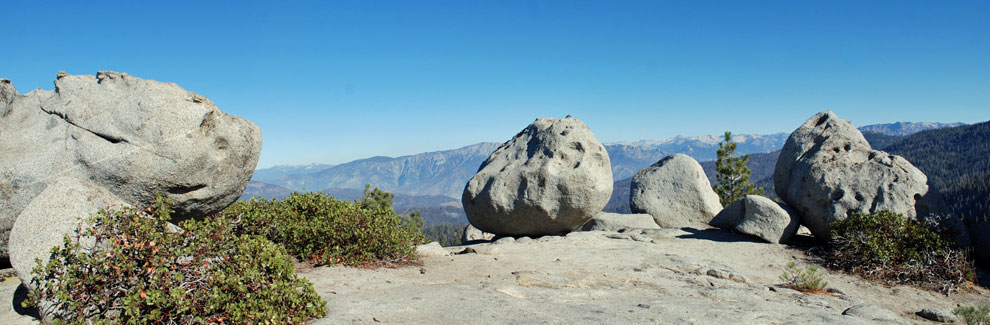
[[25, 196, 326, 323], [955, 305, 990, 325], [818, 210, 974, 294], [225, 189, 426, 267], [712, 131, 763, 205], [778, 261, 828, 293]]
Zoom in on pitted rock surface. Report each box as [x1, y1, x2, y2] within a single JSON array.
[[773, 111, 929, 239], [462, 116, 612, 236]]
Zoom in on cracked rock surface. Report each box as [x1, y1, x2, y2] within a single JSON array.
[[290, 228, 982, 324], [0, 71, 261, 261]]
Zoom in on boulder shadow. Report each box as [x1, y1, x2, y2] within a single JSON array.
[[12, 284, 40, 319], [675, 227, 763, 243]]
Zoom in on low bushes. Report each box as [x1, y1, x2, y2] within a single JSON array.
[[24, 196, 326, 323], [817, 210, 975, 294], [224, 191, 426, 267], [955, 305, 990, 325]]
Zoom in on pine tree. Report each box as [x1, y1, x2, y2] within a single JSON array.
[[713, 131, 762, 205]]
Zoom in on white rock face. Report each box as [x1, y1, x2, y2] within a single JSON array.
[[580, 212, 660, 232], [629, 154, 722, 228], [460, 224, 495, 243], [773, 111, 929, 239], [710, 195, 800, 244], [462, 116, 613, 236], [0, 71, 262, 259]]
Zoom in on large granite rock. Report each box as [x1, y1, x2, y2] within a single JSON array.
[[462, 116, 613, 236], [710, 195, 800, 244], [0, 71, 262, 260], [580, 212, 660, 232], [773, 111, 929, 239], [630, 154, 722, 228], [8, 177, 128, 322]]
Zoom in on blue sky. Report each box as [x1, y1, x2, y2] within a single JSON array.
[[2, 1, 987, 168]]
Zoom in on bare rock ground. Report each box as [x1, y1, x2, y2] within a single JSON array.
[[1, 228, 986, 324]]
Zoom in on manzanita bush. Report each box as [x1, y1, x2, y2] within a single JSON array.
[[820, 210, 975, 294], [25, 196, 327, 324], [225, 191, 426, 267]]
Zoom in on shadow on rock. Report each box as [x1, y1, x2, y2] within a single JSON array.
[[12, 284, 39, 319], [676, 228, 762, 243]]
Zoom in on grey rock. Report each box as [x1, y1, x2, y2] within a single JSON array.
[[630, 154, 722, 228], [415, 242, 449, 257], [0, 71, 262, 259], [494, 237, 516, 245], [842, 304, 907, 324], [711, 195, 800, 244], [460, 224, 495, 244], [462, 116, 613, 236], [580, 212, 660, 232], [916, 308, 957, 323], [7, 177, 128, 323], [515, 236, 533, 244], [709, 199, 745, 229], [773, 111, 929, 239]]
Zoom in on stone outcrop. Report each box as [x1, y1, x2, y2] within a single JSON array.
[[710, 195, 800, 244], [773, 111, 929, 239], [461, 224, 495, 243], [629, 154, 722, 228], [580, 212, 660, 232], [0, 71, 261, 261], [462, 116, 613, 236]]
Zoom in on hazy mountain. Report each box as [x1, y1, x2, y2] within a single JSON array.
[[238, 181, 467, 225], [267, 142, 500, 198], [251, 163, 334, 184], [238, 181, 294, 201], [858, 121, 966, 136], [605, 133, 789, 179]]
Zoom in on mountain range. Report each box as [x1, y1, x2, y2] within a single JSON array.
[[243, 121, 970, 224]]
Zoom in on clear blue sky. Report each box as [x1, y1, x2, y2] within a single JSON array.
[[2, 1, 987, 168]]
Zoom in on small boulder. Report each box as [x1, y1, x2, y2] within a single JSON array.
[[916, 308, 957, 323], [773, 111, 929, 239], [630, 154, 722, 228], [580, 212, 660, 232], [462, 116, 613, 236], [461, 224, 495, 244], [842, 304, 907, 324], [710, 195, 800, 244], [415, 242, 449, 257]]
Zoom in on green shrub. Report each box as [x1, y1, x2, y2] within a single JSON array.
[[24, 196, 326, 323], [820, 210, 974, 294], [778, 261, 828, 293], [955, 305, 990, 325], [225, 191, 425, 267]]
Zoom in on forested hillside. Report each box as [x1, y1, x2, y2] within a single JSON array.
[[882, 121, 990, 222]]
